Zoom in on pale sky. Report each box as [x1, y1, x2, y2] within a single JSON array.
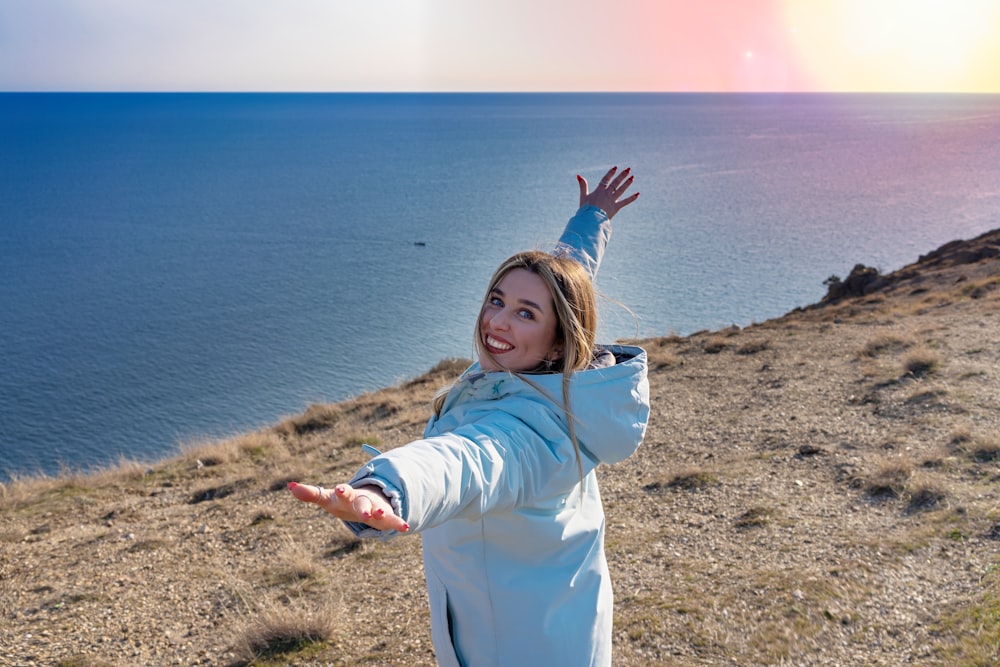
[[2, 0, 999, 92]]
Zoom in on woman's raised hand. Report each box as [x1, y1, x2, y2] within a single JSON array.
[[577, 166, 639, 220], [288, 481, 409, 532]]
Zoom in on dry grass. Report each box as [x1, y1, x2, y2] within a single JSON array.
[[930, 564, 1000, 665], [859, 332, 914, 358], [3, 230, 1000, 666], [864, 459, 914, 501], [970, 438, 1000, 464], [734, 338, 770, 355], [55, 657, 114, 667], [702, 335, 729, 354], [0, 456, 149, 511], [902, 345, 943, 377], [273, 403, 343, 439], [230, 603, 339, 666], [665, 468, 719, 491]]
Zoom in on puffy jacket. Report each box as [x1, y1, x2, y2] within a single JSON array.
[[346, 205, 650, 666]]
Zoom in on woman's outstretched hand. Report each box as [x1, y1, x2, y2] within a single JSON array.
[[288, 481, 409, 532], [577, 166, 639, 220]]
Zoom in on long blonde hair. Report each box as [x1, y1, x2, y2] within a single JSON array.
[[434, 251, 599, 482]]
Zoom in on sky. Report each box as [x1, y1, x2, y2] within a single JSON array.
[[1, 0, 999, 93]]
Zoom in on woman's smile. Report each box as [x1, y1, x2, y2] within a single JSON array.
[[484, 334, 514, 353]]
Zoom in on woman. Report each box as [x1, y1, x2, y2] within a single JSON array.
[[289, 167, 648, 666]]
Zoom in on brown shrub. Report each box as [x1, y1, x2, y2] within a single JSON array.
[[901, 346, 942, 377]]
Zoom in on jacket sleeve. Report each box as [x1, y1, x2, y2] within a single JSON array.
[[552, 204, 612, 280], [344, 412, 590, 538]]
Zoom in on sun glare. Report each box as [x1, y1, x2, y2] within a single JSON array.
[[783, 0, 1000, 91]]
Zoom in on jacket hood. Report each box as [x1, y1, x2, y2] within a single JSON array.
[[438, 344, 649, 465]]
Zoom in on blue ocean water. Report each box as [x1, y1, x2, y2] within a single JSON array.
[[2, 92, 999, 481]]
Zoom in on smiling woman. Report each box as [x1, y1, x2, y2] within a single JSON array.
[[783, 0, 1000, 92]]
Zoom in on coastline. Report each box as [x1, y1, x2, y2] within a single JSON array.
[[2, 228, 999, 666]]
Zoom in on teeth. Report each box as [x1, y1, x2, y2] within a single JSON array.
[[486, 335, 512, 352]]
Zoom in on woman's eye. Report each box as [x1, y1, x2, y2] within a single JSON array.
[[518, 309, 534, 320], [489, 296, 504, 307]]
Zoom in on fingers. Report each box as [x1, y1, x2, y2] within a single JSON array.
[[288, 481, 324, 504], [608, 167, 632, 194], [616, 191, 640, 210], [576, 174, 589, 208], [598, 166, 618, 188], [343, 485, 410, 532], [596, 166, 635, 198], [347, 486, 375, 520]]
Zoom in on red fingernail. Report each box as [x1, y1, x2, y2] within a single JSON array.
[[287, 482, 298, 490], [375, 508, 385, 518], [401, 524, 410, 532], [335, 486, 347, 495], [576, 174, 583, 182]]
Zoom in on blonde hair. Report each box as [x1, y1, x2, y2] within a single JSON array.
[[433, 251, 599, 483]]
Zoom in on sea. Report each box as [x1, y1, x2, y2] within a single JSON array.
[[2, 92, 999, 481]]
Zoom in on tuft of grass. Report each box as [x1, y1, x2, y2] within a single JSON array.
[[273, 404, 343, 437], [859, 333, 912, 358], [181, 437, 244, 468], [703, 335, 729, 354], [666, 468, 719, 491], [734, 506, 774, 530], [901, 346, 942, 378], [735, 339, 770, 355], [56, 657, 114, 667], [949, 428, 974, 449], [189, 478, 255, 504], [971, 440, 1000, 464], [864, 460, 913, 501], [648, 347, 680, 370], [905, 484, 947, 514], [949, 431, 1000, 464], [231, 604, 337, 666], [960, 276, 1000, 300]]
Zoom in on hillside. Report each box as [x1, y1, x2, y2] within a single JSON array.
[[2, 229, 999, 667]]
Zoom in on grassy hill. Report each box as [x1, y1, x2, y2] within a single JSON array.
[[2, 229, 999, 667]]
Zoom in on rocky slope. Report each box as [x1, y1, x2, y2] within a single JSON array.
[[1, 229, 998, 667]]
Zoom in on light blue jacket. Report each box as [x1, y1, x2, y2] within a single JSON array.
[[347, 205, 650, 666]]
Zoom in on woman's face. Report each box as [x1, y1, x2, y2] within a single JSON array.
[[479, 268, 562, 372]]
